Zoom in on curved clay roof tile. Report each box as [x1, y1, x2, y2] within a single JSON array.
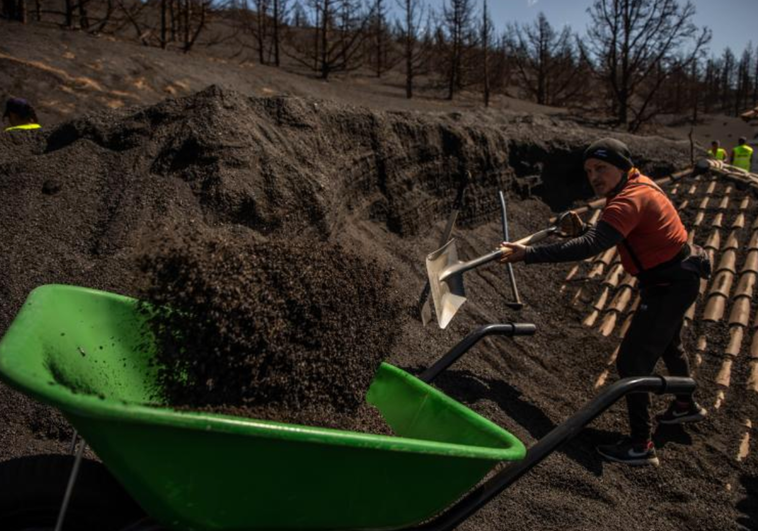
[[742, 250, 758, 274], [716, 249, 737, 274], [602, 263, 625, 288], [732, 213, 746, 229], [722, 231, 740, 251], [703, 294, 728, 322], [704, 230, 721, 251], [726, 326, 745, 357], [712, 212, 725, 228], [728, 297, 752, 327], [708, 270, 735, 298], [734, 272, 757, 299]]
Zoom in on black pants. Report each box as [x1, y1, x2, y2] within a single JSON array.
[[616, 266, 700, 442]]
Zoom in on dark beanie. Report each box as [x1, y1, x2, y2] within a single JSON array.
[[583, 138, 634, 171]]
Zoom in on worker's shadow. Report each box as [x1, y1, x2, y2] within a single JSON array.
[[737, 473, 758, 531], [652, 423, 692, 448], [406, 367, 619, 477]]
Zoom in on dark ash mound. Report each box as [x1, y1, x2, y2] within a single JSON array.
[[136, 229, 400, 432]]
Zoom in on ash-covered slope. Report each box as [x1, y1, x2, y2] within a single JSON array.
[[3, 86, 751, 531]]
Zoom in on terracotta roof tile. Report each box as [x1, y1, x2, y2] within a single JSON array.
[[742, 250, 758, 274], [716, 249, 737, 274], [748, 231, 758, 251], [737, 419, 752, 462], [592, 286, 611, 311], [739, 196, 751, 211], [607, 285, 633, 313], [583, 309, 600, 327], [704, 229, 721, 251], [716, 357, 733, 387], [722, 230, 740, 251], [718, 196, 731, 210], [703, 294, 728, 321], [748, 359, 758, 392], [678, 199, 690, 210], [685, 301, 697, 321], [597, 312, 617, 337], [602, 263, 625, 288], [729, 297, 752, 327], [732, 213, 746, 229], [706, 181, 718, 195], [708, 270, 735, 298], [734, 271, 757, 299]]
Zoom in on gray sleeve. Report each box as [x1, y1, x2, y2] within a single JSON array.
[[524, 221, 623, 264]]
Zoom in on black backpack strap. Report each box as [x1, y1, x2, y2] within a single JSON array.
[[621, 239, 646, 273]]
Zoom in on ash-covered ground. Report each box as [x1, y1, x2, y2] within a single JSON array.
[[0, 86, 754, 530]]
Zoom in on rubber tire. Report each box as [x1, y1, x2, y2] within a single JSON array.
[[0, 454, 146, 531]]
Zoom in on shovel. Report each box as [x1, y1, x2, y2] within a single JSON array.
[[419, 178, 469, 326], [426, 219, 564, 329]]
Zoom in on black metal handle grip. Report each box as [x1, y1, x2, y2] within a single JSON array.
[[419, 323, 537, 383]]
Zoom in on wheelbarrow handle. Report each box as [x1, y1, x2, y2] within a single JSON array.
[[412, 375, 697, 531], [419, 323, 537, 383]]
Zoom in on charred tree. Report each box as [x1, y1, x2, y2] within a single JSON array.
[[587, 0, 710, 131], [442, 0, 473, 100]]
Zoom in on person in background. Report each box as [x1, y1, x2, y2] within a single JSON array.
[[730, 137, 753, 172], [707, 140, 726, 161], [3, 98, 41, 132], [500, 138, 709, 467]]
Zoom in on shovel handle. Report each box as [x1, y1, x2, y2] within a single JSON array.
[[440, 227, 556, 281]]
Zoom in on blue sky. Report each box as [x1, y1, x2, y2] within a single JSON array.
[[407, 0, 756, 58]]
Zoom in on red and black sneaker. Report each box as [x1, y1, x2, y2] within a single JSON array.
[[655, 400, 707, 425], [596, 438, 660, 466]]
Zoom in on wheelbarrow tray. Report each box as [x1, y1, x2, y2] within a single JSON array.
[[0, 285, 525, 531]]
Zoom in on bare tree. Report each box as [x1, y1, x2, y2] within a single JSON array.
[[721, 47, 735, 114], [481, 0, 491, 106], [586, 0, 710, 131], [396, 0, 428, 98], [288, 0, 374, 79], [442, 0, 474, 100], [737, 45, 753, 114], [507, 13, 588, 107]]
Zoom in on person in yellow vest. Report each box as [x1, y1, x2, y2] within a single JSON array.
[[707, 140, 727, 161], [2, 98, 42, 132], [730, 137, 754, 172]]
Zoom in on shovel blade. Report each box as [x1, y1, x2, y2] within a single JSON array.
[[426, 239, 467, 329]]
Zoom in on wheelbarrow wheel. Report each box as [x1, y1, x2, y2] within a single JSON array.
[[0, 454, 145, 531]]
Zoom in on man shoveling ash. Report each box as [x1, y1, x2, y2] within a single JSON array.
[[500, 138, 709, 467]]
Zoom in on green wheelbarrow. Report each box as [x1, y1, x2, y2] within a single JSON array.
[[0, 285, 696, 531]]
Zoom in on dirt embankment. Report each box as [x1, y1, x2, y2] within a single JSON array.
[[3, 86, 754, 531]]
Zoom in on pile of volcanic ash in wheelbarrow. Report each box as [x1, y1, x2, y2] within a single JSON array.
[[135, 228, 400, 434]]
